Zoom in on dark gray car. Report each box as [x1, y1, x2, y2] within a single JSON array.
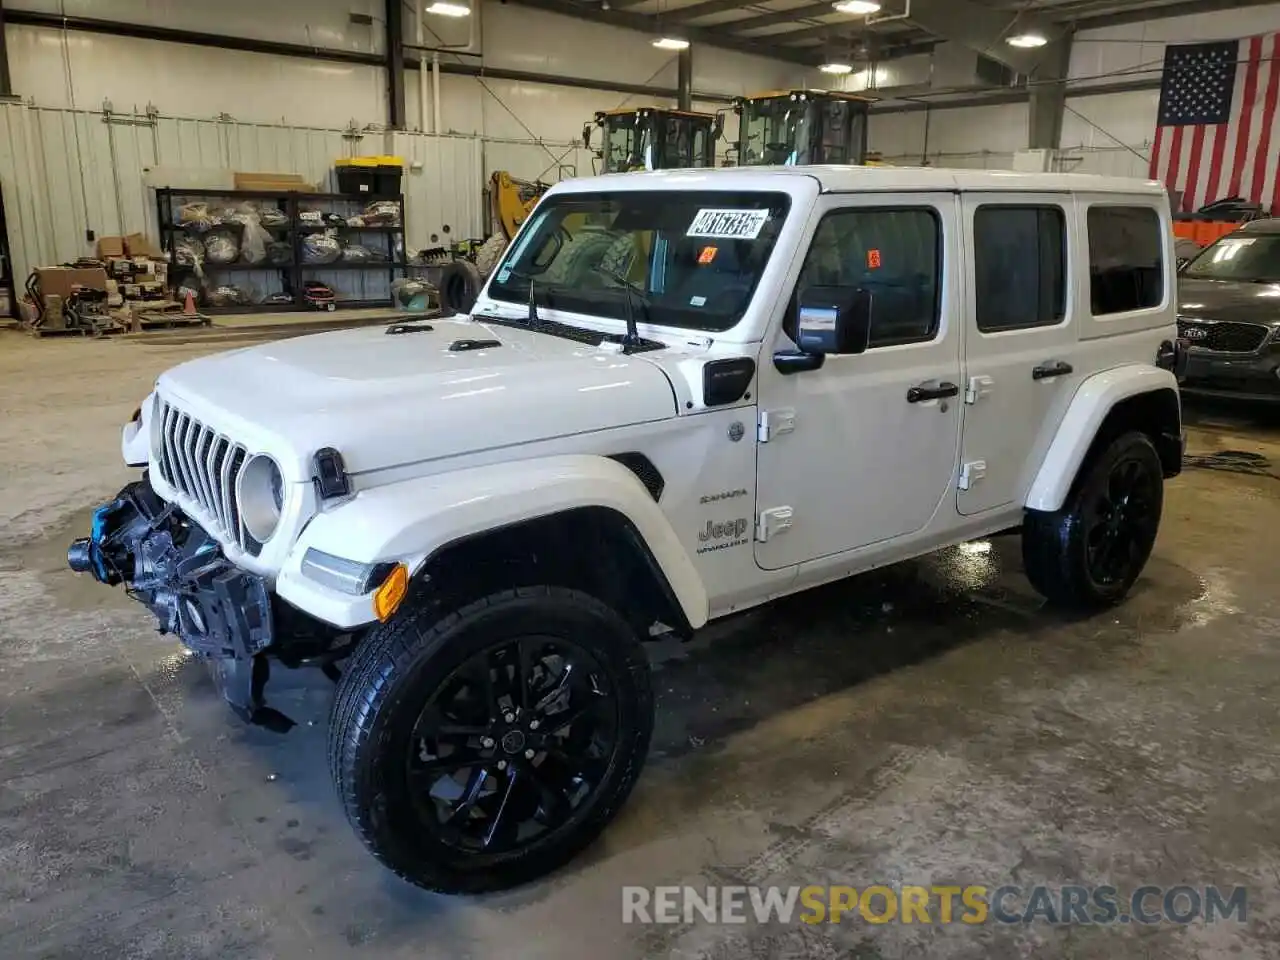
[[1178, 218, 1280, 401]]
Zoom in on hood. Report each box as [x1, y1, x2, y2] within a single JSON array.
[[1177, 277, 1280, 326], [156, 316, 678, 479]]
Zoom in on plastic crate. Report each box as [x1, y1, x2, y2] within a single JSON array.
[[336, 156, 404, 196]]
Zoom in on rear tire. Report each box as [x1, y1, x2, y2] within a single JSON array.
[[438, 259, 483, 314], [1022, 431, 1164, 609], [328, 586, 653, 893]]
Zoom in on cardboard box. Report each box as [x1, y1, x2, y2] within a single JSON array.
[[96, 236, 126, 259], [234, 171, 314, 192], [36, 267, 109, 300], [125, 233, 164, 258]]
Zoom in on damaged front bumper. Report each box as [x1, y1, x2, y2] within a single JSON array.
[[68, 477, 294, 730]]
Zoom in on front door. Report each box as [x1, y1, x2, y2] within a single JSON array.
[[754, 193, 963, 571], [957, 194, 1082, 515]]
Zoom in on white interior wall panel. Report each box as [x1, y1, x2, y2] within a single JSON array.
[[1057, 7, 1280, 178], [1058, 90, 1160, 179], [870, 102, 1026, 169], [477, 3, 815, 98], [1069, 4, 1280, 92], [0, 101, 485, 289], [9, 0, 384, 52], [7, 26, 390, 127]]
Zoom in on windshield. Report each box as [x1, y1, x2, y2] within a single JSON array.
[[1183, 233, 1280, 281], [740, 99, 797, 165], [487, 190, 791, 332]]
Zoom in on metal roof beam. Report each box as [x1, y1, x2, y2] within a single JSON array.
[[892, 0, 1063, 74], [726, 2, 835, 32], [670, 0, 768, 20], [500, 0, 821, 64], [1071, 0, 1280, 29]]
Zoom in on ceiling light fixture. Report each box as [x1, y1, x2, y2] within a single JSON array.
[[819, 62, 854, 75], [425, 1, 471, 15], [652, 36, 690, 50], [832, 0, 881, 14], [1006, 32, 1048, 48]]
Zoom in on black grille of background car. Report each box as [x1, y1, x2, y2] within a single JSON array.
[[1177, 319, 1271, 353]]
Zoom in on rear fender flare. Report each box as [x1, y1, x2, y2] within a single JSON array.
[[1025, 366, 1180, 513]]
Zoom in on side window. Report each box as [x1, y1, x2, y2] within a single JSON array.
[[1087, 206, 1164, 315], [796, 207, 941, 347], [974, 205, 1066, 332]]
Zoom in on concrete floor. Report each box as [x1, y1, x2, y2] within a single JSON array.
[[2, 329, 1279, 959]]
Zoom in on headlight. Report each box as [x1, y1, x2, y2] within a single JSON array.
[[301, 549, 396, 595], [237, 454, 285, 543]]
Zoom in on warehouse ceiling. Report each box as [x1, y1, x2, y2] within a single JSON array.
[[505, 0, 1280, 68]]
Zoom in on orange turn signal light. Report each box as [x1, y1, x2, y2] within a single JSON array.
[[373, 563, 409, 622]]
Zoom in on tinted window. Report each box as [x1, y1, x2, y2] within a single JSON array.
[[1087, 206, 1164, 315], [796, 208, 941, 347], [974, 206, 1066, 332]]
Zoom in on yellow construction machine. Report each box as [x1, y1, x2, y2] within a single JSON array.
[[733, 90, 875, 167], [438, 110, 725, 312], [437, 170, 548, 313], [585, 106, 721, 174]]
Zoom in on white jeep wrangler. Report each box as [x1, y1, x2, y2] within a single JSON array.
[[69, 167, 1185, 893]]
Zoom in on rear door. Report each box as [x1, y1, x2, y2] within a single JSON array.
[[958, 194, 1082, 515]]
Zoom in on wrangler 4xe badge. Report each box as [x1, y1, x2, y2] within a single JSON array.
[[697, 518, 750, 554]]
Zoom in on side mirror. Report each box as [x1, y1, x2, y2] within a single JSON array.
[[582, 123, 592, 149], [796, 286, 872, 356], [773, 287, 872, 374], [712, 112, 725, 142]]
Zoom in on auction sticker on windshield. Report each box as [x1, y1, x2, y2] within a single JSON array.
[[687, 209, 771, 239]]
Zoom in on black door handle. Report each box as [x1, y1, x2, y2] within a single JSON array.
[[1033, 360, 1074, 380], [907, 381, 960, 403]]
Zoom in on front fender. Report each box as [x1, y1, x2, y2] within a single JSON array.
[[276, 455, 709, 630], [121, 392, 155, 468], [1025, 365, 1180, 513]]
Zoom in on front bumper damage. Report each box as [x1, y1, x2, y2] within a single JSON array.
[[68, 477, 294, 731]]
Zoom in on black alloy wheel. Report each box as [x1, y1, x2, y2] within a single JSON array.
[[329, 586, 653, 893], [1083, 453, 1161, 588], [1022, 431, 1165, 608], [406, 635, 619, 855]]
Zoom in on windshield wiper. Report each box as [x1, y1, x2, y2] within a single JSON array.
[[591, 264, 649, 352]]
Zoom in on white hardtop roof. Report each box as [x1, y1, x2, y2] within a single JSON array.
[[551, 165, 1166, 197]]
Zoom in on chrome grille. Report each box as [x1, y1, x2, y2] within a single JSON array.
[[1177, 319, 1271, 353], [155, 399, 250, 549]]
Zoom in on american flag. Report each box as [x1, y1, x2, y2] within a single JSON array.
[[1149, 33, 1280, 213]]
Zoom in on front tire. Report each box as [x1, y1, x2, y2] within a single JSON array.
[[328, 586, 653, 893], [1022, 431, 1164, 608]]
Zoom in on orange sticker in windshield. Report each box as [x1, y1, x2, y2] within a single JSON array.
[[698, 245, 719, 265], [867, 248, 882, 269]]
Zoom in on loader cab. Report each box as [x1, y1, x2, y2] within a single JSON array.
[[733, 90, 873, 166], [586, 107, 721, 174]]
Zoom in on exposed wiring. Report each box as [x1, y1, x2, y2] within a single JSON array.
[[474, 77, 567, 167], [58, 0, 93, 236], [1062, 102, 1151, 164]]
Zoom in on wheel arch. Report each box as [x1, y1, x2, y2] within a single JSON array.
[[417, 505, 697, 638], [1026, 366, 1182, 513], [277, 454, 708, 633]]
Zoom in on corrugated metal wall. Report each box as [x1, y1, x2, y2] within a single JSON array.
[[0, 101, 488, 291]]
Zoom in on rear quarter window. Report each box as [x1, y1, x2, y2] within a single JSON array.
[[1087, 206, 1164, 316]]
